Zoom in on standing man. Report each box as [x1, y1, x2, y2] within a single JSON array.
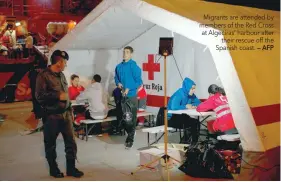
[[114, 46, 142, 149], [35, 50, 84, 178]]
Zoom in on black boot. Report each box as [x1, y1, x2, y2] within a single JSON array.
[[66, 159, 84, 178], [47, 160, 64, 178]]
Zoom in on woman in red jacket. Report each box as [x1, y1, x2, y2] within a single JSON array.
[[196, 84, 236, 133], [68, 74, 85, 100]]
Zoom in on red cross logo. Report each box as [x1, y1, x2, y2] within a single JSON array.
[[143, 54, 160, 80]]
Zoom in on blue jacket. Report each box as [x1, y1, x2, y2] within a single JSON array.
[[167, 77, 201, 119], [114, 59, 142, 97]]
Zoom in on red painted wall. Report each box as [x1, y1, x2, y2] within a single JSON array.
[[25, 0, 61, 16]]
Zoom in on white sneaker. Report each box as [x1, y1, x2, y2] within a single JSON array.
[[125, 142, 133, 149]]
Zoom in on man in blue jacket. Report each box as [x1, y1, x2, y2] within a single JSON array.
[[114, 46, 142, 149], [167, 77, 201, 144]]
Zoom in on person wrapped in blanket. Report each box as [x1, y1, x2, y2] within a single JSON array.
[[167, 77, 201, 145], [196, 84, 236, 134]]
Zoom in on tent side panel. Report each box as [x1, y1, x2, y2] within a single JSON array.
[[120, 0, 266, 152]]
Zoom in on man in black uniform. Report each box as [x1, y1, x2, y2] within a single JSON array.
[[35, 50, 84, 178]]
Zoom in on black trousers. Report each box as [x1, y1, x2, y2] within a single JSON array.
[[84, 110, 102, 135], [29, 69, 42, 119], [116, 96, 137, 143], [107, 108, 120, 131], [168, 114, 200, 144], [42, 111, 77, 162]]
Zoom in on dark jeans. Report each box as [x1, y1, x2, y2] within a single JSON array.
[[117, 96, 137, 143], [85, 110, 102, 135], [168, 114, 200, 144], [42, 110, 77, 162], [107, 108, 120, 131]]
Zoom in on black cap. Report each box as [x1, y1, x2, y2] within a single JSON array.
[[50, 50, 69, 65], [51, 50, 69, 60]]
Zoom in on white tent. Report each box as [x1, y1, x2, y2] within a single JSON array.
[[51, 0, 280, 180]]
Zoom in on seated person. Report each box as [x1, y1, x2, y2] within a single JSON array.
[[68, 74, 85, 100], [0, 40, 8, 56], [24, 33, 33, 57], [136, 85, 147, 128], [196, 84, 236, 134], [76, 74, 108, 136], [68, 74, 85, 126], [167, 77, 201, 145], [4, 25, 22, 59]]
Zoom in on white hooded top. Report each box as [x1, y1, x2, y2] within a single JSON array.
[[76, 82, 108, 119]]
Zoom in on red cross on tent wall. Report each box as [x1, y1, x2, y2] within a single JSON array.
[[142, 54, 160, 80]]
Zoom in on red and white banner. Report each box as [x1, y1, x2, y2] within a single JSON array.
[[0, 72, 32, 101]]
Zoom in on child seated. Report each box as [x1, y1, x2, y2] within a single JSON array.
[[196, 84, 236, 133], [68, 74, 85, 100]]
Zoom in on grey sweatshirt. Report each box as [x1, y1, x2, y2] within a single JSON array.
[[76, 82, 108, 119]]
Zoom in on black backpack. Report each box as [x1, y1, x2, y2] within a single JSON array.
[[120, 96, 136, 127], [179, 145, 233, 179]]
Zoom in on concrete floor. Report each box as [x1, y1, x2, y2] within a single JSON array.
[[0, 101, 214, 181]]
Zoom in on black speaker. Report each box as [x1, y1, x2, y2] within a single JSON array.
[[158, 37, 173, 56]]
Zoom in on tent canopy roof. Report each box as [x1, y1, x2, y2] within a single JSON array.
[[56, 0, 279, 51], [67, 6, 155, 50]]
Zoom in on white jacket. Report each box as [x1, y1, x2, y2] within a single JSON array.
[[76, 82, 108, 119]]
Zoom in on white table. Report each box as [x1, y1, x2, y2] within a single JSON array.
[[71, 100, 86, 106], [168, 109, 215, 117], [71, 101, 116, 109], [71, 102, 85, 106]]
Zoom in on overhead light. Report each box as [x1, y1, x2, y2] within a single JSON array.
[[15, 22, 21, 26], [73, 21, 76, 25]]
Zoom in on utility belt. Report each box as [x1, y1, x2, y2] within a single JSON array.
[[41, 104, 72, 116]]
